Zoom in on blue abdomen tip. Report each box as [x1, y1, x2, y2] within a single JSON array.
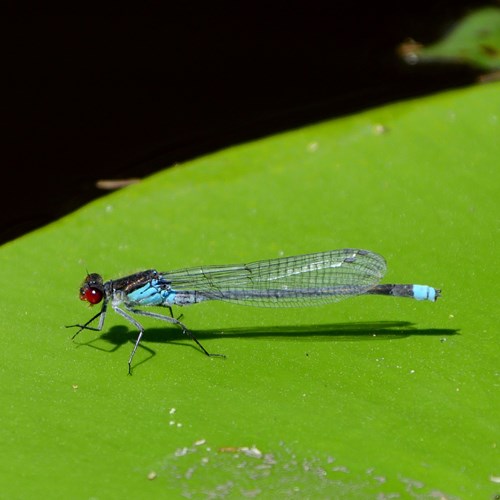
[[412, 285, 437, 302]]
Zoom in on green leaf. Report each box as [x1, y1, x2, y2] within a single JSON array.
[[402, 7, 500, 70], [1, 82, 499, 498]]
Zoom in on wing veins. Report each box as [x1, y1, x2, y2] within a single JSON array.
[[159, 249, 386, 294]]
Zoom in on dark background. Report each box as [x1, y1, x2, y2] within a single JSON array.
[[1, 6, 490, 244]]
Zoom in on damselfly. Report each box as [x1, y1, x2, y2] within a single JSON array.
[[67, 249, 441, 373]]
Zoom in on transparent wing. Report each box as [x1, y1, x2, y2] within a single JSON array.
[[160, 249, 387, 307]]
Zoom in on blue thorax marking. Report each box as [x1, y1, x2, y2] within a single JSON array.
[[125, 279, 177, 306]]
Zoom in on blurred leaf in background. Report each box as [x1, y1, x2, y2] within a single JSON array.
[[399, 6, 500, 74]]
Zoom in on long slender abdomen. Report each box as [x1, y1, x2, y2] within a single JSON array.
[[366, 284, 440, 302]]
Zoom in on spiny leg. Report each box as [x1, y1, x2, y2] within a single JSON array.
[[66, 303, 108, 339], [167, 305, 184, 323], [112, 306, 149, 374], [128, 307, 226, 359]]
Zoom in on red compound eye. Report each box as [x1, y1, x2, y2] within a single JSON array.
[[81, 287, 103, 304]]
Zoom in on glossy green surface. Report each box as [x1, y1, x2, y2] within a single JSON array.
[[1, 82, 499, 498]]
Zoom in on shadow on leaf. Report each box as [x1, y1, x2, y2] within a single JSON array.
[[71, 321, 459, 370]]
